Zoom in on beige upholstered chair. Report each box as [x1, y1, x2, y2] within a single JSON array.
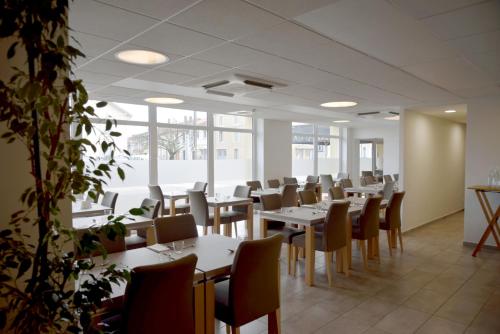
[[303, 182, 316, 192], [188, 190, 233, 235], [225, 185, 252, 237], [328, 186, 345, 200], [267, 179, 280, 188], [306, 175, 319, 183], [379, 191, 405, 255], [192, 181, 208, 192], [393, 174, 399, 182], [281, 184, 299, 207], [101, 191, 118, 214], [76, 228, 126, 258], [291, 201, 350, 286], [360, 177, 368, 186], [380, 182, 395, 200], [383, 175, 393, 183], [215, 235, 283, 334], [246, 180, 262, 191], [148, 185, 189, 216], [283, 177, 298, 185], [126, 198, 161, 250], [320, 174, 335, 196], [351, 196, 382, 269], [154, 214, 198, 244], [361, 171, 373, 177], [340, 178, 354, 197], [298, 190, 317, 205]]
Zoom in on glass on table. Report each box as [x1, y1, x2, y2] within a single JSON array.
[[172, 240, 184, 254]]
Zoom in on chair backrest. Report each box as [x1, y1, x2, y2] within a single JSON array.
[[260, 193, 282, 211], [193, 182, 208, 192], [75, 229, 126, 258], [358, 196, 382, 239], [340, 178, 353, 189], [148, 185, 166, 214], [322, 201, 350, 251], [365, 175, 376, 184], [187, 191, 209, 227], [320, 174, 335, 193], [298, 190, 317, 205], [361, 170, 373, 177], [122, 254, 198, 334], [337, 172, 349, 180], [246, 180, 262, 191], [393, 173, 399, 182], [283, 177, 298, 185], [328, 186, 345, 200], [233, 185, 251, 213], [306, 175, 319, 183], [229, 234, 283, 327], [360, 177, 368, 186], [303, 182, 316, 192], [381, 182, 395, 200], [385, 191, 405, 229], [101, 191, 118, 213], [281, 184, 298, 207], [383, 175, 393, 183], [154, 214, 198, 244], [140, 198, 160, 219], [267, 179, 280, 188]]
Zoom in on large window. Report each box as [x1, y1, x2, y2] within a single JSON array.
[[292, 123, 314, 181], [317, 125, 340, 177]]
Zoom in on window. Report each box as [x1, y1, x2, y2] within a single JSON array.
[[157, 108, 207, 126], [218, 131, 223, 142], [89, 101, 148, 122], [234, 148, 239, 159], [214, 114, 252, 129], [292, 123, 314, 181]]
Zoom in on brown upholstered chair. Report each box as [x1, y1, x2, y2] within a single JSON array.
[[154, 214, 198, 244], [224, 185, 252, 237], [283, 177, 298, 185], [267, 179, 280, 188], [383, 175, 393, 183], [365, 175, 376, 185], [260, 193, 304, 274], [351, 196, 383, 269], [215, 235, 282, 334], [148, 185, 190, 216], [360, 177, 368, 186], [126, 198, 161, 250], [303, 182, 316, 192], [393, 173, 399, 182], [298, 190, 317, 205], [380, 182, 395, 200], [291, 201, 350, 286], [306, 175, 319, 183], [340, 178, 354, 197], [329, 186, 345, 200], [76, 228, 126, 259], [281, 184, 299, 207], [188, 190, 233, 235], [379, 191, 405, 255], [101, 191, 118, 214], [246, 180, 262, 191], [116, 254, 198, 334], [361, 171, 373, 177]]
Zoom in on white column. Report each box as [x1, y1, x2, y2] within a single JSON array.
[[207, 113, 214, 196], [148, 104, 158, 186]]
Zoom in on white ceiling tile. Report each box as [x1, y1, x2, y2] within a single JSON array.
[[403, 57, 496, 90], [169, 0, 283, 40], [131, 22, 224, 56], [136, 70, 196, 85], [275, 85, 358, 102], [98, 0, 199, 20], [245, 91, 315, 107], [446, 29, 500, 55], [421, 1, 500, 40], [451, 84, 500, 98], [73, 70, 125, 86], [70, 31, 121, 60], [160, 58, 230, 77], [296, 0, 460, 67], [246, 0, 340, 18], [465, 50, 500, 81], [192, 43, 275, 67], [69, 0, 158, 41], [389, 0, 485, 19], [78, 59, 148, 77], [93, 86, 150, 97]]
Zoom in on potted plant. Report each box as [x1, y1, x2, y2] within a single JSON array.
[[0, 1, 138, 332]]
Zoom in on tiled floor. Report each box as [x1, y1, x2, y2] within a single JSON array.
[[215, 211, 500, 334]]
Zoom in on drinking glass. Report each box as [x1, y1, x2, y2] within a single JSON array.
[[172, 240, 184, 254]]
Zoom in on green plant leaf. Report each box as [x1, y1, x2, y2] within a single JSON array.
[[117, 167, 125, 181]]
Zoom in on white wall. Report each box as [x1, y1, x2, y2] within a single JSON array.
[[464, 97, 500, 246], [349, 125, 400, 185], [256, 119, 292, 183], [401, 111, 466, 231]]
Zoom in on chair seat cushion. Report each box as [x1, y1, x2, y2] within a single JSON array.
[[214, 280, 232, 325], [125, 235, 147, 250], [291, 232, 324, 251], [267, 226, 305, 244], [207, 212, 233, 225], [379, 216, 391, 230], [225, 210, 248, 223]]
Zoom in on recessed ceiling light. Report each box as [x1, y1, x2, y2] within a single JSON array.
[[321, 101, 358, 108], [144, 97, 184, 104], [333, 120, 351, 123], [445, 109, 456, 113], [384, 115, 400, 121], [115, 50, 168, 65]]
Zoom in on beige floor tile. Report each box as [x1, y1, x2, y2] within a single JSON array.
[[435, 296, 485, 325], [416, 316, 467, 334], [315, 316, 372, 334], [341, 298, 398, 325], [404, 288, 453, 313], [374, 306, 431, 334]]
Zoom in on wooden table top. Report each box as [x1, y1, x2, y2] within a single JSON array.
[[73, 214, 153, 230], [468, 185, 500, 193]]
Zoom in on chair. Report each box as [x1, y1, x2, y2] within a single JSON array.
[[298, 190, 317, 205], [360, 177, 368, 186], [101, 191, 118, 214], [260, 193, 304, 274], [225, 185, 252, 237], [76, 229, 126, 258], [215, 235, 282, 334], [380, 182, 395, 200], [379, 191, 405, 255], [148, 185, 190, 216], [267, 179, 280, 188], [192, 181, 208, 192], [106, 254, 198, 334], [126, 198, 161, 250], [328, 186, 345, 200], [291, 201, 350, 286], [361, 171, 373, 177], [281, 184, 299, 207], [303, 182, 316, 192], [188, 190, 233, 235], [154, 214, 198, 244], [383, 175, 393, 183], [320, 174, 335, 195], [283, 177, 298, 185], [337, 172, 349, 180], [340, 179, 354, 197], [351, 196, 382, 269], [393, 173, 399, 182], [306, 175, 319, 183], [246, 180, 262, 191], [365, 175, 376, 185]]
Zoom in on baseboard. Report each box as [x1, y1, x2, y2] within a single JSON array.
[[402, 208, 464, 234], [462, 241, 498, 250]]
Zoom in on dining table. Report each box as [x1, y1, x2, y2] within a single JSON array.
[[251, 183, 323, 202], [163, 191, 190, 216], [73, 214, 153, 231], [206, 196, 254, 239], [72, 201, 113, 218], [259, 197, 387, 286]]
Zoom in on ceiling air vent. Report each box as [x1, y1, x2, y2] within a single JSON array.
[[357, 110, 400, 120], [200, 74, 285, 97]]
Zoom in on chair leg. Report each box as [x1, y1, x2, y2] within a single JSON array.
[[287, 244, 292, 275], [356, 240, 360, 250], [231, 326, 240, 334], [203, 226, 208, 236], [398, 227, 404, 252], [291, 246, 297, 277], [268, 309, 281, 334], [375, 236, 380, 263], [335, 250, 342, 273], [342, 247, 350, 277], [360, 240, 368, 270], [386, 230, 393, 256], [226, 324, 230, 334], [325, 252, 333, 287]]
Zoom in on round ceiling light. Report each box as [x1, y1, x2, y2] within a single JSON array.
[[384, 115, 400, 121], [321, 101, 358, 108], [445, 109, 457, 113], [333, 120, 351, 123], [144, 97, 184, 105], [115, 50, 168, 65]]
